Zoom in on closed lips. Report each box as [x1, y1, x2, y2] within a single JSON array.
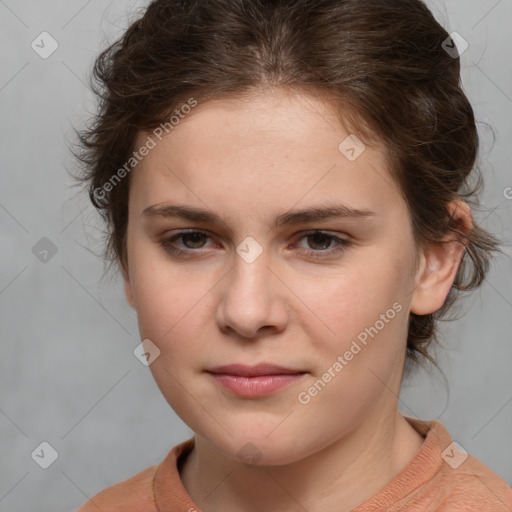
[[206, 364, 307, 377]]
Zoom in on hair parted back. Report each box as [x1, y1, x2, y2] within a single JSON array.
[[72, 0, 502, 374]]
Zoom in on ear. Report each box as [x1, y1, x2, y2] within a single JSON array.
[[121, 261, 135, 309], [410, 200, 472, 315]]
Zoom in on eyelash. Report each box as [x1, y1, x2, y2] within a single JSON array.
[[159, 230, 351, 259]]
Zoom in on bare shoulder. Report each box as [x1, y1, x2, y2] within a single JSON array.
[[75, 463, 160, 512]]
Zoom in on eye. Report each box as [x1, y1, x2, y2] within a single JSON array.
[[295, 230, 351, 258], [176, 231, 209, 249], [160, 230, 214, 256]]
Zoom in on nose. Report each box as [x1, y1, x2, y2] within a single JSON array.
[[216, 247, 288, 340]]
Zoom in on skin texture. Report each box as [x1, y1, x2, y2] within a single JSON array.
[[122, 88, 471, 512]]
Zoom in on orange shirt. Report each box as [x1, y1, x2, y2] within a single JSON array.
[[76, 416, 512, 511]]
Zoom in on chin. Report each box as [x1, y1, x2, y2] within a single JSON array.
[[203, 430, 310, 468]]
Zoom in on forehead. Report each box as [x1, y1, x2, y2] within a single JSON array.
[[129, 89, 401, 220]]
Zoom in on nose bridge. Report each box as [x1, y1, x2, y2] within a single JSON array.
[[231, 235, 272, 302], [218, 235, 286, 337]]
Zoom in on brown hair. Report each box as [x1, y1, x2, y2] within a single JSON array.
[[72, 0, 503, 374]]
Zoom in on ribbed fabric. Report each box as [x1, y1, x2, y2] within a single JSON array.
[[76, 416, 512, 511], [352, 417, 512, 511]]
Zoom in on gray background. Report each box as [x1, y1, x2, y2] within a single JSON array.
[[0, 1, 511, 511]]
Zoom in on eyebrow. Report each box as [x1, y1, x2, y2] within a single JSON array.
[[141, 203, 375, 229]]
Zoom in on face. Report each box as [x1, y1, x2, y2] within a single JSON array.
[[122, 89, 438, 466]]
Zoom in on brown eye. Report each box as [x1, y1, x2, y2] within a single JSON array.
[[306, 232, 334, 250], [295, 230, 351, 259], [180, 232, 208, 249], [160, 230, 214, 256]]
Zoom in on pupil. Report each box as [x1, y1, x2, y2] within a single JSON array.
[[186, 233, 205, 248], [310, 233, 330, 250]]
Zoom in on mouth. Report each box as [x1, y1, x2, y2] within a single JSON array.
[[207, 363, 306, 377], [205, 363, 308, 397]]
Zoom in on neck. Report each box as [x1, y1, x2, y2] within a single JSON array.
[[179, 410, 424, 512]]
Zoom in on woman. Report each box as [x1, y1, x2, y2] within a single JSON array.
[[73, 0, 512, 510]]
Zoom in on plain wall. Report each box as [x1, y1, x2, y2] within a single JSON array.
[[0, 1, 511, 510]]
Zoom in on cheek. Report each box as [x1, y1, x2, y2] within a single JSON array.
[[128, 252, 187, 341], [305, 262, 406, 339], [299, 260, 411, 402]]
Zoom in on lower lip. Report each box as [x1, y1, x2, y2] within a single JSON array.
[[208, 373, 306, 397]]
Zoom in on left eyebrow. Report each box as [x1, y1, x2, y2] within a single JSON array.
[[140, 203, 376, 229], [273, 204, 375, 228]]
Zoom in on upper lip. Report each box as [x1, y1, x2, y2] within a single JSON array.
[[206, 363, 306, 377]]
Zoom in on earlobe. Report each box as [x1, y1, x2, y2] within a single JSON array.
[[410, 200, 472, 316]]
